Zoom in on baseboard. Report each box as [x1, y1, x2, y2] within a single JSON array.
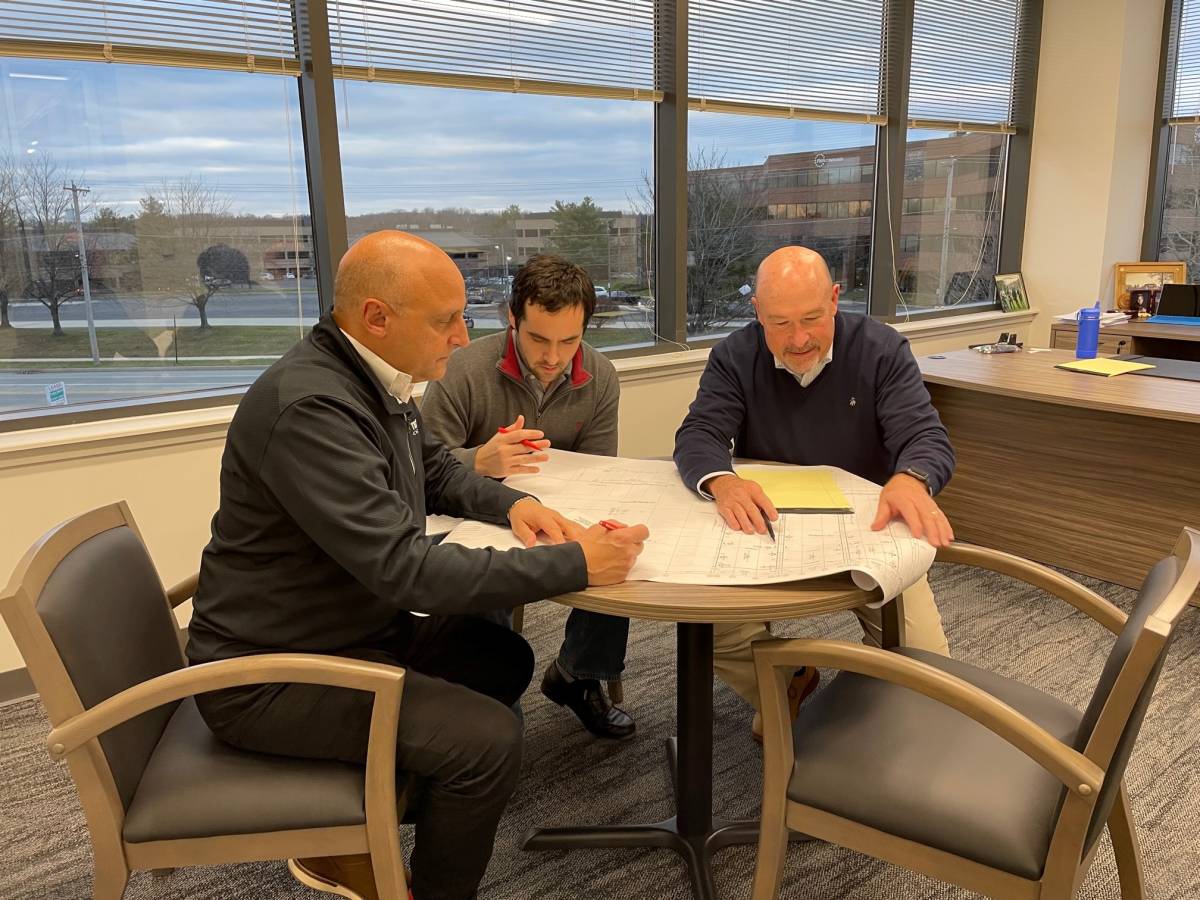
[[0, 666, 34, 704]]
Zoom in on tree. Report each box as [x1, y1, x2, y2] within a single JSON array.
[[547, 196, 609, 281], [0, 153, 21, 329], [14, 153, 94, 337], [637, 148, 765, 334], [191, 243, 250, 328], [136, 176, 235, 327]]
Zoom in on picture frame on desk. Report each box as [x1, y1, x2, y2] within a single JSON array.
[[994, 272, 1030, 312], [1113, 261, 1186, 312]]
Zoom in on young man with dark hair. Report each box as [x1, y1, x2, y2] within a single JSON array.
[[421, 254, 635, 740]]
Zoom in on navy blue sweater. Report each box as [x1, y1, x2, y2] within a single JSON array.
[[673, 312, 954, 495]]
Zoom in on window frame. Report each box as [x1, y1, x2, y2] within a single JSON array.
[[0, 0, 1043, 429], [1143, 0, 1184, 262]]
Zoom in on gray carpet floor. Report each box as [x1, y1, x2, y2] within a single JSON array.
[[2, 562, 1198, 899]]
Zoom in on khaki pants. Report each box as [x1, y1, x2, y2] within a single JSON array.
[[712, 574, 948, 710]]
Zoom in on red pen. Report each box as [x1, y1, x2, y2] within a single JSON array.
[[497, 424, 543, 453], [599, 519, 626, 531]]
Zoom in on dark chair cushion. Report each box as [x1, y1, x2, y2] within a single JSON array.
[[786, 649, 1081, 880], [123, 698, 367, 842]]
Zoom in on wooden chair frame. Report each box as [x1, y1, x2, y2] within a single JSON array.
[[751, 531, 1200, 900], [0, 502, 409, 900]]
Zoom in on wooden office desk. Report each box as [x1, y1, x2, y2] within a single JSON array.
[[919, 349, 1200, 603], [1050, 319, 1200, 360]]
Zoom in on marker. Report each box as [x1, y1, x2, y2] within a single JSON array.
[[599, 519, 625, 531], [497, 424, 543, 453]]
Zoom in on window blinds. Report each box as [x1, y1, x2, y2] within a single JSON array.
[[906, 0, 1020, 133], [1169, 0, 1200, 122], [687, 0, 887, 124], [328, 0, 661, 102], [0, 0, 298, 74]]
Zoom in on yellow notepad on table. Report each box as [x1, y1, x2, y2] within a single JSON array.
[[736, 467, 853, 514], [1054, 358, 1155, 377]]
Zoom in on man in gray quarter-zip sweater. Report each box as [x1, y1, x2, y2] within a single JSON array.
[[187, 233, 648, 900], [421, 254, 635, 741]]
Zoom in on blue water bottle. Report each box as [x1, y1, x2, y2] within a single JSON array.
[[1076, 302, 1100, 359]]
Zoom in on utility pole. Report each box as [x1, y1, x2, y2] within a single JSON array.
[[936, 157, 957, 306], [64, 181, 99, 363]]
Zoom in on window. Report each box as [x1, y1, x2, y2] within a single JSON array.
[[896, 0, 1022, 313], [1153, 1, 1200, 278], [330, 0, 657, 352], [686, 0, 886, 339], [0, 2, 310, 419], [0, 0, 1042, 426]]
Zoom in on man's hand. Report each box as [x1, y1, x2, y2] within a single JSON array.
[[475, 414, 551, 478], [508, 497, 585, 547], [577, 522, 650, 585], [871, 473, 954, 547], [705, 474, 779, 534]]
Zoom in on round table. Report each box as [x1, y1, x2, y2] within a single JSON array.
[[522, 576, 885, 900]]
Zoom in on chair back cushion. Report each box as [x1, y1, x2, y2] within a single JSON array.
[[38, 525, 185, 810], [1075, 556, 1180, 852]]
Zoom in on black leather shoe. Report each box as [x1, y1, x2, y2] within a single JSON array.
[[540, 663, 636, 740]]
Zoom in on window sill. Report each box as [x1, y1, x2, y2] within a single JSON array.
[[0, 308, 1036, 468]]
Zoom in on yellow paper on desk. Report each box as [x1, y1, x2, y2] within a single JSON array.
[[1054, 358, 1155, 377], [736, 467, 853, 513]]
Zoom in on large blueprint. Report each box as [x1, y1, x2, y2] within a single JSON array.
[[443, 450, 934, 602]]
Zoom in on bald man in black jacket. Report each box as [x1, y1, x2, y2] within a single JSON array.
[[188, 231, 647, 900]]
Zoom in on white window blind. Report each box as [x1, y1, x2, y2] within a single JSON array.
[[1169, 0, 1200, 121], [688, 0, 887, 124], [329, 0, 661, 102], [907, 0, 1020, 133], [0, 0, 298, 74]]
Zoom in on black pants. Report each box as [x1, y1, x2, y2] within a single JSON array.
[[195, 615, 535, 900]]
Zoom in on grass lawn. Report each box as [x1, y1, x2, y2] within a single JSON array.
[[0, 324, 656, 369]]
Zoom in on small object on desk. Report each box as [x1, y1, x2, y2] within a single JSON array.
[[1054, 358, 1156, 377], [736, 466, 854, 513], [497, 424, 543, 452], [599, 519, 625, 531], [764, 517, 776, 543], [1075, 303, 1101, 359]]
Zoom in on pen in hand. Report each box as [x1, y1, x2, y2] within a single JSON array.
[[764, 517, 776, 543], [497, 424, 544, 453]]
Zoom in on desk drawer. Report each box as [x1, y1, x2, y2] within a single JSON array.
[[1050, 329, 1131, 355]]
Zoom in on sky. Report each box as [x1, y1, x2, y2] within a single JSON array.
[[0, 0, 1018, 220]]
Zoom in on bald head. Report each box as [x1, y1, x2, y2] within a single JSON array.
[[332, 230, 470, 382], [752, 246, 839, 376], [755, 246, 834, 304], [334, 230, 462, 317]]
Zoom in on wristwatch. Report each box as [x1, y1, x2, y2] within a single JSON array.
[[901, 466, 934, 495]]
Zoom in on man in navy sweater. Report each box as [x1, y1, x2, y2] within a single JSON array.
[[674, 246, 955, 741]]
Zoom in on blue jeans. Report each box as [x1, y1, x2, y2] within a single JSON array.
[[556, 608, 629, 682]]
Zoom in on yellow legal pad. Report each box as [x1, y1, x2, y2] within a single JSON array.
[[1054, 358, 1156, 377], [736, 467, 853, 513]]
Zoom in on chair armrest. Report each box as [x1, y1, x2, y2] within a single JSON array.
[[46, 653, 405, 758], [166, 572, 199, 609], [752, 639, 1104, 797], [936, 542, 1127, 635]]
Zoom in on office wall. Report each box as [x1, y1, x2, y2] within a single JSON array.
[[0, 318, 1026, 683], [1022, 0, 1165, 345]]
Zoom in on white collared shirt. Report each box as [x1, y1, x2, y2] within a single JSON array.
[[340, 328, 415, 403], [695, 345, 834, 497]]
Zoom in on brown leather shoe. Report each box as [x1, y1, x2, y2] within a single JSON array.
[[751, 666, 820, 744], [289, 854, 413, 900]]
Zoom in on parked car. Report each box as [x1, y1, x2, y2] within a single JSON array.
[[467, 288, 486, 304], [464, 315, 475, 329], [609, 290, 643, 304], [594, 286, 609, 299]]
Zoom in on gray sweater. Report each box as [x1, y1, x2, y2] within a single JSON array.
[[421, 330, 621, 465], [187, 315, 587, 664]]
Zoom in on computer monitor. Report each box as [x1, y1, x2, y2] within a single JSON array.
[[1155, 283, 1200, 318]]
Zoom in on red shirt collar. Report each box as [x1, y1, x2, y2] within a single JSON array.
[[498, 328, 591, 388]]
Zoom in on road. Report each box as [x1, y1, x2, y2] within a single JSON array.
[[0, 367, 267, 416]]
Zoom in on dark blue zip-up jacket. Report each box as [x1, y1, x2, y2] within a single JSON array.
[[673, 312, 955, 495]]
